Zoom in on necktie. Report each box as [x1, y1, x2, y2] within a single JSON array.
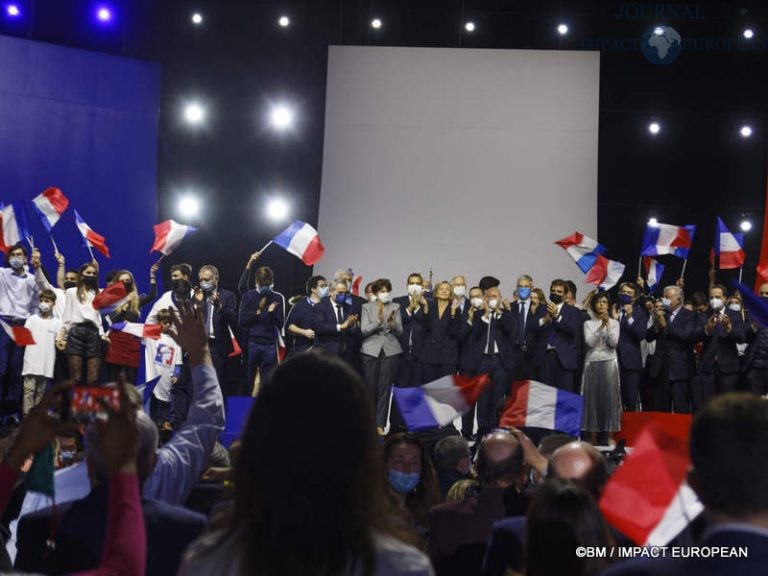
[[519, 303, 526, 345], [336, 304, 344, 324], [486, 314, 497, 354]]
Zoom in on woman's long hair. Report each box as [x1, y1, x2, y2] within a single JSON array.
[[114, 270, 140, 316], [76, 263, 99, 304], [229, 351, 396, 575]]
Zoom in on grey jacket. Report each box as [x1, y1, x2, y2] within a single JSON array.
[[361, 301, 404, 357]]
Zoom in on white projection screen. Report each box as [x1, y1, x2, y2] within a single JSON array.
[[318, 46, 600, 297]]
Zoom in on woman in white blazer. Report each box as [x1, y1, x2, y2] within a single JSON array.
[[361, 278, 403, 435]]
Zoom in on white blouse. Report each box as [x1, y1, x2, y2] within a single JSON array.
[[61, 287, 105, 336], [583, 317, 619, 363]]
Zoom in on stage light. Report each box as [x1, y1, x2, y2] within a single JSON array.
[[278, 15, 290, 27], [183, 102, 206, 125], [191, 12, 203, 25], [269, 104, 294, 131], [743, 28, 754, 39], [648, 217, 659, 227], [557, 23, 568, 35], [740, 125, 753, 138], [740, 220, 753, 232], [465, 22, 476, 32], [95, 5, 113, 23], [5, 3, 21, 17], [178, 195, 201, 218], [371, 18, 382, 29], [654, 26, 665, 36], [648, 122, 661, 135], [266, 197, 290, 222]]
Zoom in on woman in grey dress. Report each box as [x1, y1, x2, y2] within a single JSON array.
[[582, 292, 622, 445]]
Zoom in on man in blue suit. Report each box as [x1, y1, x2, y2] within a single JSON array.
[[616, 282, 649, 411], [511, 274, 545, 380], [195, 265, 238, 385], [529, 279, 582, 393], [311, 278, 359, 365], [602, 392, 768, 576]]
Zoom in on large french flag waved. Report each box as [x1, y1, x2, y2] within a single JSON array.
[[74, 210, 110, 257], [110, 321, 162, 340], [643, 257, 664, 292], [555, 232, 607, 273], [585, 254, 626, 290], [92, 282, 128, 315], [392, 373, 490, 431], [714, 217, 745, 270], [500, 380, 583, 437], [273, 220, 325, 265], [641, 222, 696, 258], [151, 219, 198, 256], [31, 187, 69, 232], [0, 202, 31, 252], [0, 319, 35, 346]]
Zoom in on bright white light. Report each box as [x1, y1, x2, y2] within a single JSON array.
[[557, 23, 568, 35], [740, 125, 753, 138], [278, 15, 290, 27], [184, 102, 206, 125], [654, 26, 665, 36], [178, 195, 201, 218], [7, 4, 21, 17], [648, 217, 659, 227], [465, 21, 476, 32], [371, 18, 382, 29], [743, 28, 754, 39], [191, 13, 203, 25], [266, 198, 290, 222], [269, 104, 294, 130], [740, 220, 753, 232], [648, 122, 661, 135]]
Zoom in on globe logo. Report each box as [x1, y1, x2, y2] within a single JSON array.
[[641, 26, 682, 65]]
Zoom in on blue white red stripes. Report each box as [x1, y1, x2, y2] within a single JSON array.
[[714, 217, 745, 270], [151, 219, 198, 256], [273, 220, 325, 265], [31, 187, 69, 232], [110, 322, 162, 340], [0, 319, 35, 346], [642, 257, 664, 292], [641, 222, 696, 258], [74, 210, 110, 257], [0, 202, 31, 252], [556, 232, 625, 289], [500, 380, 583, 437]]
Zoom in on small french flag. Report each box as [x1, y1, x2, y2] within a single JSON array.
[[92, 282, 128, 315], [110, 321, 162, 340], [714, 217, 745, 270], [0, 202, 31, 253], [641, 222, 696, 259], [276, 331, 286, 363], [643, 256, 665, 292], [585, 254, 626, 290], [74, 210, 110, 257], [135, 375, 162, 412], [273, 220, 325, 266], [392, 373, 490, 431], [0, 319, 36, 346], [32, 187, 69, 232], [151, 219, 198, 256], [351, 275, 363, 296], [227, 325, 242, 357], [555, 231, 607, 273], [500, 380, 583, 437]]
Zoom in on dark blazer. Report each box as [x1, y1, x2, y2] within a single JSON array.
[[461, 309, 519, 373], [528, 303, 582, 371], [617, 305, 649, 371], [284, 297, 317, 354], [646, 307, 700, 381], [311, 297, 358, 359], [238, 289, 284, 342], [394, 295, 426, 357], [205, 287, 238, 358], [15, 484, 206, 576], [418, 302, 465, 365], [698, 308, 746, 374], [741, 324, 768, 372]]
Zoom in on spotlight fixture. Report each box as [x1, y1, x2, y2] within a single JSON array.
[[269, 104, 294, 131], [178, 194, 201, 218], [740, 220, 753, 232], [95, 5, 113, 23], [740, 125, 753, 138], [557, 23, 568, 35], [5, 3, 21, 17], [648, 122, 661, 135], [743, 28, 754, 39], [183, 102, 206, 125], [191, 13, 203, 25], [465, 22, 476, 32], [266, 197, 290, 222], [648, 217, 659, 227], [371, 18, 382, 30], [278, 15, 290, 27]]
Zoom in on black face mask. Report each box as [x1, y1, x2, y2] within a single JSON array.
[[549, 293, 563, 305], [122, 281, 134, 293], [64, 281, 77, 290], [172, 279, 192, 295], [82, 276, 98, 288]]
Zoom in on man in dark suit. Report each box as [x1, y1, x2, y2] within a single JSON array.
[[311, 278, 359, 366], [616, 282, 649, 411], [529, 279, 582, 393], [646, 285, 700, 413], [741, 282, 768, 395], [602, 393, 768, 576], [196, 265, 238, 383], [458, 286, 485, 438], [696, 284, 746, 409], [511, 274, 544, 380]]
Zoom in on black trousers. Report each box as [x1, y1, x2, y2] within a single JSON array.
[[620, 367, 642, 411], [476, 355, 509, 431], [744, 368, 768, 396], [699, 369, 739, 407], [540, 350, 577, 393], [389, 352, 422, 433], [654, 357, 691, 414]]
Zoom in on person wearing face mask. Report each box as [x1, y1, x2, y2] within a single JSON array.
[[285, 275, 327, 355], [239, 266, 285, 395], [360, 278, 403, 434], [146, 263, 195, 325], [645, 285, 700, 413], [419, 281, 466, 384], [511, 274, 544, 380], [21, 289, 61, 416], [450, 276, 469, 315], [458, 286, 486, 439], [58, 262, 108, 384], [194, 265, 238, 385], [311, 278, 359, 367], [613, 282, 648, 412], [695, 284, 746, 408]]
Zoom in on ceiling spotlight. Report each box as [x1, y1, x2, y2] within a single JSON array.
[[95, 5, 113, 23], [654, 26, 665, 36], [743, 28, 754, 39], [269, 104, 294, 131], [5, 3, 21, 17], [648, 122, 661, 135], [740, 125, 753, 138], [557, 23, 568, 35], [465, 21, 476, 32], [266, 197, 290, 222], [371, 18, 382, 29], [648, 217, 659, 227], [178, 194, 201, 218], [278, 15, 290, 27], [191, 13, 203, 25], [183, 102, 206, 125], [740, 220, 753, 232]]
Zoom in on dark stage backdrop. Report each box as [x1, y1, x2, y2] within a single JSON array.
[[0, 35, 161, 297]]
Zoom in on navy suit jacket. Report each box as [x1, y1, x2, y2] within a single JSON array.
[[238, 289, 285, 342], [698, 308, 746, 374], [394, 295, 426, 358], [462, 309, 519, 373], [529, 303, 582, 371], [15, 484, 206, 576], [646, 307, 700, 381], [617, 305, 649, 371], [311, 297, 359, 359], [419, 302, 466, 365], [205, 287, 238, 358]]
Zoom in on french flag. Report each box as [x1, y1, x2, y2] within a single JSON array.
[[643, 257, 665, 292], [151, 219, 198, 256], [0, 319, 36, 346], [31, 187, 69, 232], [74, 210, 110, 257], [276, 331, 286, 363], [135, 375, 162, 413], [500, 380, 583, 437], [227, 325, 242, 357], [0, 203, 31, 253], [555, 232, 607, 273], [351, 275, 363, 296], [110, 322, 162, 340], [392, 373, 490, 431], [641, 222, 696, 259], [599, 421, 703, 546], [585, 254, 626, 290], [92, 282, 128, 315], [273, 220, 325, 266], [714, 217, 745, 270]]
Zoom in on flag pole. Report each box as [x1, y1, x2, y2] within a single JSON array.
[[26, 235, 34, 249], [637, 255, 643, 278], [50, 234, 59, 255], [86, 244, 95, 261], [259, 240, 273, 253], [739, 267, 743, 283], [680, 258, 688, 279]]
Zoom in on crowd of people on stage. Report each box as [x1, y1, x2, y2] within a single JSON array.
[[0, 242, 766, 575]]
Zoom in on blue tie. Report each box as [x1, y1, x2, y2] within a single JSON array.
[[486, 314, 497, 354]]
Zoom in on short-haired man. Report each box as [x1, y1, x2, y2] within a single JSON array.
[[311, 278, 359, 366], [433, 435, 472, 498], [285, 275, 327, 355], [511, 274, 543, 379], [616, 281, 649, 411]]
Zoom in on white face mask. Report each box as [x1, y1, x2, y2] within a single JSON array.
[[488, 298, 499, 310], [728, 303, 741, 312], [407, 283, 423, 296], [661, 297, 672, 309], [368, 294, 378, 303], [38, 302, 52, 313], [709, 297, 724, 311], [470, 297, 484, 308], [377, 291, 391, 303], [453, 286, 466, 298]]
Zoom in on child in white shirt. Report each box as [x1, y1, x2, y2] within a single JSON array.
[[22, 289, 61, 416], [143, 308, 183, 430]]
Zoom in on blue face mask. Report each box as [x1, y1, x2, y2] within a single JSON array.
[[619, 294, 633, 305], [517, 287, 531, 300], [388, 468, 420, 494], [334, 292, 347, 305], [258, 285, 272, 295], [318, 286, 329, 298]]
